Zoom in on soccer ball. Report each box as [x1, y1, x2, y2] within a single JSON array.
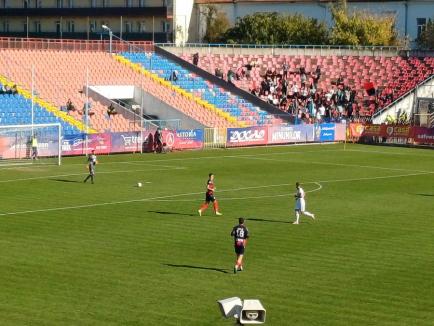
[[137, 182, 142, 187]]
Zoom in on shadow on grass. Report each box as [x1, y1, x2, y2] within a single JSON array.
[[415, 193, 434, 197], [248, 217, 291, 224], [148, 210, 196, 217], [50, 178, 81, 183], [163, 263, 230, 274]]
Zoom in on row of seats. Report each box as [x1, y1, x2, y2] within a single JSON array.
[[182, 53, 434, 117], [120, 52, 284, 126], [0, 49, 234, 131], [0, 88, 79, 135]]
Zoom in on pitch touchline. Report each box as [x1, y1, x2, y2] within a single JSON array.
[[0, 172, 431, 217]]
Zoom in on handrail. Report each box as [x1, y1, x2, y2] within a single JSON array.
[[114, 98, 159, 129], [155, 42, 406, 52], [0, 37, 153, 52], [372, 74, 434, 119]]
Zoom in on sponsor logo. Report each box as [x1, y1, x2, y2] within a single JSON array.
[[176, 130, 197, 139], [271, 129, 301, 141], [166, 132, 175, 146], [120, 134, 142, 146], [229, 129, 266, 143]]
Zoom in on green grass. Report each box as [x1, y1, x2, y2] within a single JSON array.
[[0, 143, 433, 325]]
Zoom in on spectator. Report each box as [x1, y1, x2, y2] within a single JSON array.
[[236, 66, 245, 80], [0, 84, 5, 95], [227, 69, 235, 85], [215, 68, 224, 79], [169, 69, 178, 82], [192, 52, 199, 66], [282, 61, 289, 79], [244, 61, 255, 80], [300, 67, 307, 84], [66, 98, 76, 112], [107, 103, 117, 116], [11, 84, 18, 95]]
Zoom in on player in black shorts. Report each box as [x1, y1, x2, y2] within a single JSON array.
[[231, 217, 249, 274], [198, 173, 222, 216]]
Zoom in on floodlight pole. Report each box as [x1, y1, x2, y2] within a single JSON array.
[[102, 25, 113, 54], [140, 89, 144, 154], [31, 65, 34, 137], [85, 66, 89, 156]]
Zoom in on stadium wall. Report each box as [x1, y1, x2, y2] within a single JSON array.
[[138, 88, 206, 129], [349, 123, 434, 145], [158, 44, 402, 57]]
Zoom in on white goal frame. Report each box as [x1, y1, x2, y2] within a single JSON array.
[[0, 123, 62, 166]]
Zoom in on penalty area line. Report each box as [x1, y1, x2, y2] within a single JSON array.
[[0, 167, 185, 183]]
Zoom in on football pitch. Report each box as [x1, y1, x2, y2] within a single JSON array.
[[0, 143, 433, 325]]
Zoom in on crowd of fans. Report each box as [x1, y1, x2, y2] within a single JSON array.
[[191, 54, 412, 124], [248, 64, 359, 123], [208, 58, 387, 123], [0, 84, 18, 95]]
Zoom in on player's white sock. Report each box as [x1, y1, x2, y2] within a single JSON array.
[[304, 211, 315, 219], [294, 212, 300, 224]]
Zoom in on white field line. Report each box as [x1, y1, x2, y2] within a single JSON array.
[[150, 182, 323, 202], [343, 149, 434, 157], [2, 146, 431, 171], [0, 172, 431, 217], [0, 148, 430, 188], [2, 148, 342, 170], [0, 167, 184, 183], [228, 155, 433, 174]]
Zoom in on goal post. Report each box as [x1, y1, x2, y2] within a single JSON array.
[[0, 123, 62, 166]]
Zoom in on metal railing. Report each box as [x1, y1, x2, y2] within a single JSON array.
[[143, 119, 181, 130], [0, 37, 153, 52], [156, 42, 406, 52], [372, 74, 434, 119]]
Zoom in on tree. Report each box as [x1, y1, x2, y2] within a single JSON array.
[[224, 12, 329, 45], [417, 18, 434, 49], [202, 5, 230, 43], [330, 0, 400, 46]]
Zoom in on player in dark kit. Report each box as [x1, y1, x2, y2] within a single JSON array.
[[83, 150, 98, 184], [231, 217, 249, 274], [198, 173, 222, 216]]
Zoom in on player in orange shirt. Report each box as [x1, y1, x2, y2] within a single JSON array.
[[198, 173, 222, 216]]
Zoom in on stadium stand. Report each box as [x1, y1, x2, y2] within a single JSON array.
[[0, 49, 143, 133], [113, 54, 238, 128], [120, 52, 285, 126], [181, 53, 434, 121], [0, 80, 82, 135], [0, 49, 238, 131]]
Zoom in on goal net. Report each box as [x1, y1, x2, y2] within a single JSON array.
[[0, 123, 62, 166]]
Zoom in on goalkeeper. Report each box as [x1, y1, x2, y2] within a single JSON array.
[[84, 150, 98, 184]]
